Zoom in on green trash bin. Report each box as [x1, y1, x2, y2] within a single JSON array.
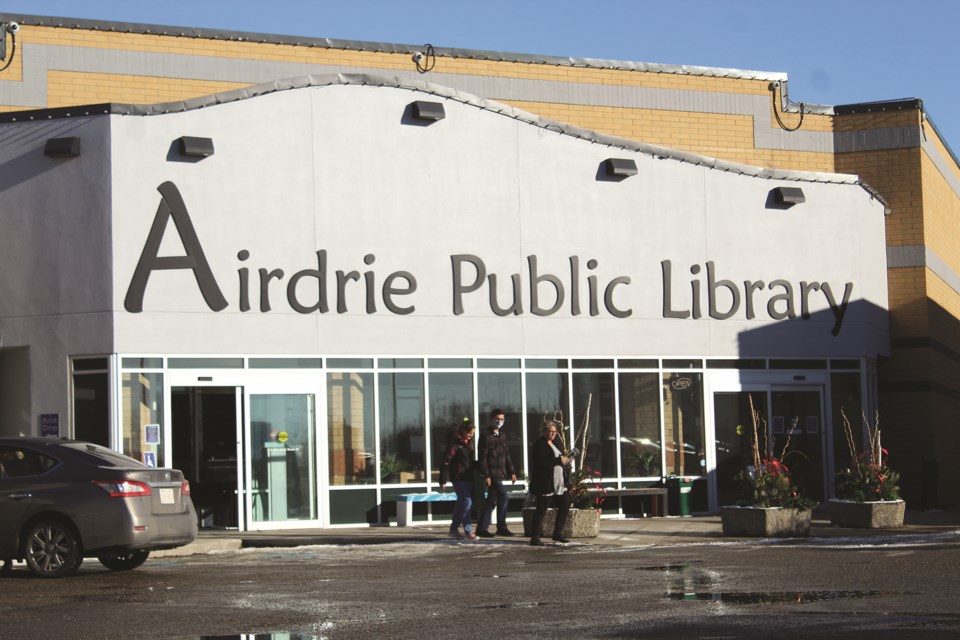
[[665, 476, 694, 516]]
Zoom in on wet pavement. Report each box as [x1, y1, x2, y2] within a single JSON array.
[[154, 508, 960, 557]]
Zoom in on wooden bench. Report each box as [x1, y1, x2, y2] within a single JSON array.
[[395, 491, 528, 526]]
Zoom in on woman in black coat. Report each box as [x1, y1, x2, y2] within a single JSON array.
[[528, 420, 571, 545]]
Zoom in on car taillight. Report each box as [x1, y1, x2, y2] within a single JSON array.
[[93, 480, 152, 497], [181, 480, 191, 496]]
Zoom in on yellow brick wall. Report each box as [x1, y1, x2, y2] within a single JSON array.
[[21, 24, 774, 94], [835, 148, 923, 245], [921, 153, 960, 273], [833, 110, 920, 132], [3, 24, 816, 174], [46, 71, 249, 108], [886, 267, 928, 337]]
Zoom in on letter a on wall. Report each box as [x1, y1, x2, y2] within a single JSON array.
[[124, 181, 228, 313]]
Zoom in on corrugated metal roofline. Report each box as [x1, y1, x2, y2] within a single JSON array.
[[0, 12, 788, 82], [0, 72, 887, 206]]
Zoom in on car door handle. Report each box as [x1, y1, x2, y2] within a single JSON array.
[[7, 492, 32, 499]]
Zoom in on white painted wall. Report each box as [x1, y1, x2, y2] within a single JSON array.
[[0, 80, 891, 437], [109, 83, 888, 358], [0, 116, 114, 435]]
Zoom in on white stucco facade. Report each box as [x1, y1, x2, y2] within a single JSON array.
[[0, 76, 890, 525]]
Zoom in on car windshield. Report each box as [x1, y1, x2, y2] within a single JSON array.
[[61, 442, 146, 468]]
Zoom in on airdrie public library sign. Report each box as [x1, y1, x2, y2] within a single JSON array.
[[124, 182, 855, 336]]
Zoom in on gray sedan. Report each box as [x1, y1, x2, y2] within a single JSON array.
[[0, 437, 197, 578]]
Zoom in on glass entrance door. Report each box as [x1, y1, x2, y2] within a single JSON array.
[[771, 388, 825, 503], [244, 388, 319, 530], [713, 391, 767, 507], [711, 385, 825, 508]]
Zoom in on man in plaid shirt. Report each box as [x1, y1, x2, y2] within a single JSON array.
[[476, 409, 518, 538]]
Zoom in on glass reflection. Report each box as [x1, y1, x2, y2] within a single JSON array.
[[662, 372, 705, 476], [378, 372, 426, 484], [327, 373, 375, 486], [618, 372, 662, 478]]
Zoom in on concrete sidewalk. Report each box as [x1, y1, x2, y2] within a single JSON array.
[[154, 508, 960, 557]]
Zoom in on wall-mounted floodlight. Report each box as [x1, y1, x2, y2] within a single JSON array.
[[44, 137, 81, 158], [604, 158, 638, 177], [772, 186, 805, 205], [411, 101, 445, 121], [177, 136, 215, 158]]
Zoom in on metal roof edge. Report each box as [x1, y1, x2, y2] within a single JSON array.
[[0, 12, 787, 82], [0, 72, 887, 207]]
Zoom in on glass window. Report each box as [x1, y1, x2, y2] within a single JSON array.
[[428, 372, 475, 484], [618, 359, 658, 369], [74, 370, 110, 447], [478, 358, 520, 369], [706, 359, 766, 369], [525, 372, 569, 450], [572, 359, 614, 369], [121, 357, 163, 369], [663, 359, 702, 369], [249, 358, 323, 369], [573, 372, 617, 478], [0, 446, 58, 477], [327, 373, 375, 486], [72, 358, 108, 372], [478, 372, 524, 479], [378, 372, 426, 484], [830, 359, 861, 370], [328, 488, 378, 525], [525, 359, 568, 369], [831, 372, 863, 476], [168, 357, 244, 369], [378, 358, 423, 369], [618, 372, 662, 478], [662, 372, 706, 476], [769, 359, 827, 370], [121, 372, 164, 467], [427, 358, 472, 369], [327, 358, 373, 369]]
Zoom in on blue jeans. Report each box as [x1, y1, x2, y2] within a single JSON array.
[[451, 480, 473, 533], [479, 477, 510, 532]]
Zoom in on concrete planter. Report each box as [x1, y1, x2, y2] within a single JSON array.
[[829, 499, 905, 529], [720, 506, 812, 537], [522, 508, 600, 538]]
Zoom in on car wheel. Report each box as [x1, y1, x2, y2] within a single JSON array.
[[97, 550, 150, 571], [23, 520, 83, 578]]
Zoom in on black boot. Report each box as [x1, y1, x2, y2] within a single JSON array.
[[551, 532, 570, 543], [530, 538, 545, 546]]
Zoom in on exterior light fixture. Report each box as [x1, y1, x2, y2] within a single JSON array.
[[44, 137, 81, 158], [410, 101, 445, 121], [772, 186, 805, 206], [604, 158, 638, 177], [177, 136, 215, 158]]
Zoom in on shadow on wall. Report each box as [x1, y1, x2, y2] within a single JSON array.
[[878, 298, 960, 509], [0, 119, 87, 194]]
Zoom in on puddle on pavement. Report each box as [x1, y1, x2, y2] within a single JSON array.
[[667, 590, 903, 604], [196, 634, 316, 639], [638, 561, 702, 572], [478, 601, 548, 610]]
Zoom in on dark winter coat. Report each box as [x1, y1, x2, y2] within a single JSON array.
[[529, 436, 565, 496], [479, 429, 515, 481], [439, 438, 477, 485]]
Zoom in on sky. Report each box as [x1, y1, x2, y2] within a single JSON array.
[[3, 0, 959, 148]]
